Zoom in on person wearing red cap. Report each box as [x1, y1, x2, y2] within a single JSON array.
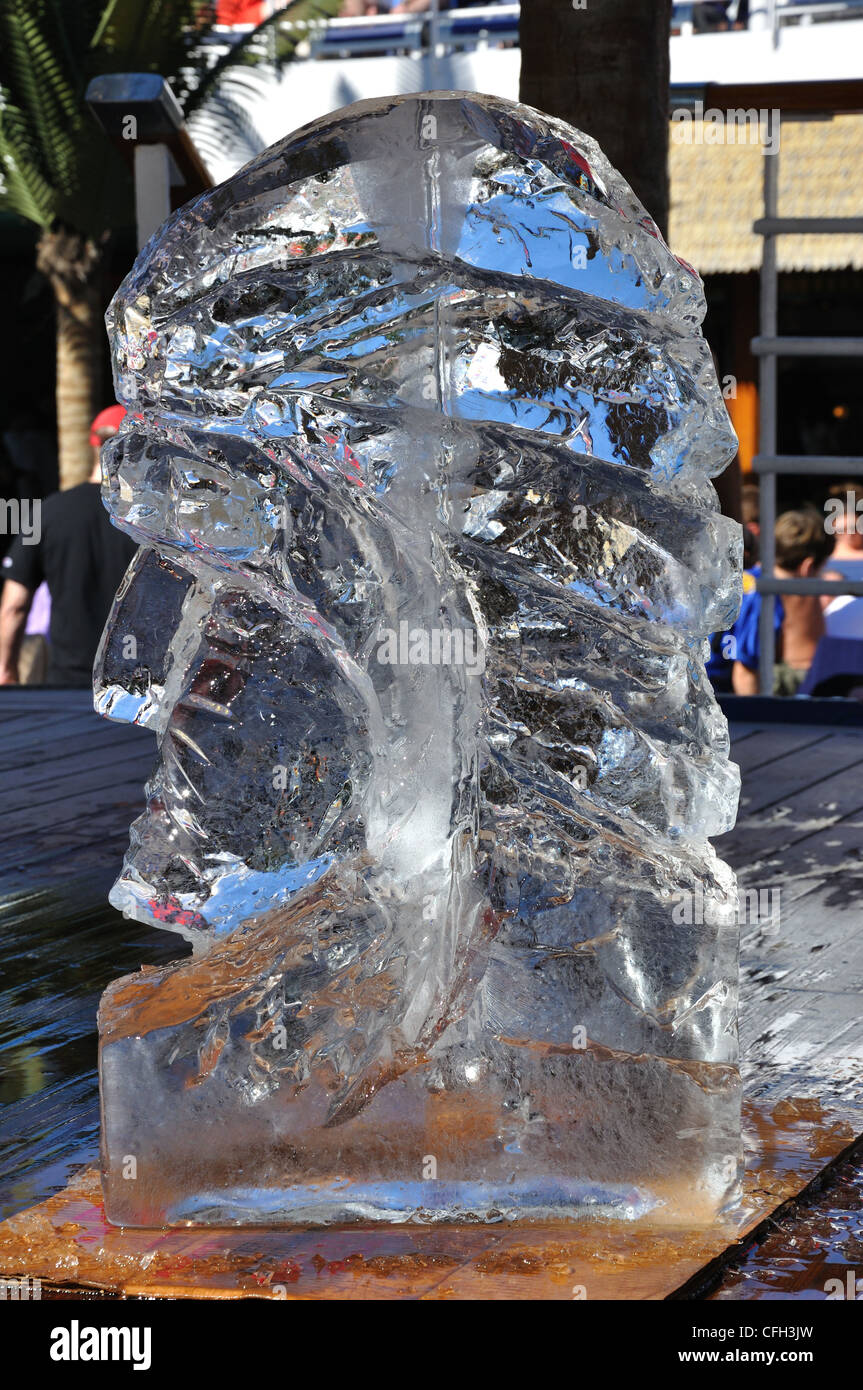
[[0, 406, 137, 686], [89, 404, 127, 448]]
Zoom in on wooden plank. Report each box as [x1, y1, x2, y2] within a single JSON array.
[[0, 752, 153, 821], [0, 710, 861, 1300], [0, 722, 146, 773], [0, 786, 146, 873], [0, 837, 133, 895], [0, 711, 80, 736], [735, 877, 863, 1073], [726, 724, 762, 742], [730, 726, 830, 775], [0, 709, 122, 745], [721, 726, 863, 1217], [722, 721, 863, 1083], [720, 694, 863, 728], [703, 1145, 863, 1300], [0, 1103, 854, 1301], [0, 888, 183, 1220], [718, 760, 863, 862], [735, 731, 863, 818], [0, 690, 94, 711]]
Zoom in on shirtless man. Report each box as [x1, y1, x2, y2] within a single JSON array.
[[732, 507, 837, 696]]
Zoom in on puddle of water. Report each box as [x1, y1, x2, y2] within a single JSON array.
[[2, 884, 860, 1298], [710, 1146, 863, 1300], [0, 883, 184, 1219]]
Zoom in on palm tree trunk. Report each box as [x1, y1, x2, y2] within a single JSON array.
[[519, 0, 673, 238], [36, 228, 102, 489]]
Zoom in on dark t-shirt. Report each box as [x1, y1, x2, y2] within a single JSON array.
[[2, 483, 137, 686]]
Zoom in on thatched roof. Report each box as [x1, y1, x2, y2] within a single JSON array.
[[669, 112, 863, 274]]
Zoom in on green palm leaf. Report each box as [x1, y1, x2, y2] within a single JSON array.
[[0, 0, 347, 483], [0, 0, 343, 235]]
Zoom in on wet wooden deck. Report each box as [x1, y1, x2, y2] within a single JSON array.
[[1, 690, 862, 1299]]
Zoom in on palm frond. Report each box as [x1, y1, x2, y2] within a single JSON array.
[[90, 0, 217, 87], [0, 105, 56, 226], [1, 2, 79, 197], [0, 0, 344, 236]]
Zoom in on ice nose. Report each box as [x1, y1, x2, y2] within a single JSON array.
[[94, 546, 195, 731]]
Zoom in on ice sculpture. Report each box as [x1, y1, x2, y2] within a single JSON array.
[[95, 92, 742, 1227]]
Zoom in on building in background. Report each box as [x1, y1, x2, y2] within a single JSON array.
[[199, 1, 863, 511], [4, 2, 861, 532], [670, 87, 863, 514]]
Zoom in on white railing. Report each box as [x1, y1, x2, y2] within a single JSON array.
[[673, 0, 863, 43], [207, 2, 863, 61], [307, 5, 519, 58], [207, 5, 520, 60]]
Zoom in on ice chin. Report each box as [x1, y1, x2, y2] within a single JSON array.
[[100, 1008, 739, 1228]]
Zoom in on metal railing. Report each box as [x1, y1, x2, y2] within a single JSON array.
[[752, 115, 863, 696], [207, 5, 520, 60], [672, 0, 863, 42], [206, 1, 863, 61], [307, 5, 520, 58]]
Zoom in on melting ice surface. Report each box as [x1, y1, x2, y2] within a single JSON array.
[[95, 92, 743, 1227]]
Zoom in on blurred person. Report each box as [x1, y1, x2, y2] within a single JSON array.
[[694, 2, 732, 32], [391, 0, 452, 11], [820, 481, 863, 641], [340, 0, 384, 14], [0, 406, 136, 688], [741, 523, 758, 570], [731, 507, 835, 696], [706, 482, 759, 692], [824, 480, 863, 580], [17, 581, 51, 684], [2, 405, 58, 505], [706, 626, 734, 694], [706, 481, 760, 691], [741, 482, 760, 540], [706, 528, 758, 692], [740, 483, 761, 569]]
